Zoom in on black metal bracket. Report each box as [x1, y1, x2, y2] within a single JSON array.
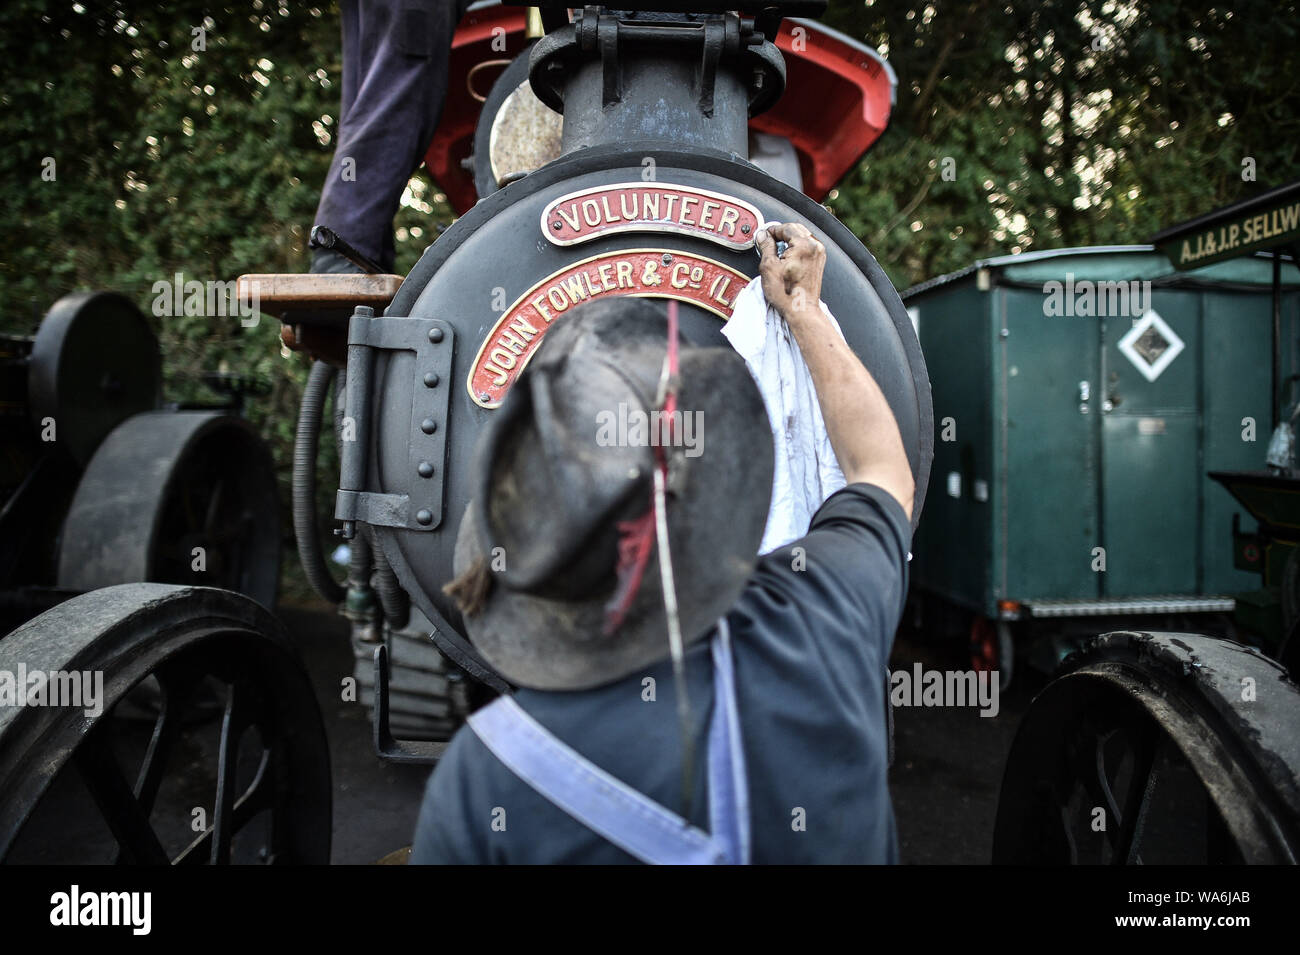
[[597, 9, 621, 106], [698, 17, 724, 116], [505, 1, 827, 17], [372, 644, 448, 764], [336, 310, 454, 537], [530, 8, 786, 120]]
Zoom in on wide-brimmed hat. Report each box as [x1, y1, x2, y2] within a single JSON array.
[[449, 297, 773, 691]]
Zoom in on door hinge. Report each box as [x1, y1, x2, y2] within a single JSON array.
[[336, 308, 454, 536]]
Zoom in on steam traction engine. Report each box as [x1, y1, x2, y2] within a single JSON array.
[[330, 0, 934, 747], [269, 0, 932, 752]]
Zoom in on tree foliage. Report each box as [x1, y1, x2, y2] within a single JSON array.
[[0, 2, 447, 598], [822, 0, 1300, 288]]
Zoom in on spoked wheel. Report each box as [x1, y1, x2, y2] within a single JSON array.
[[993, 630, 1300, 864], [0, 584, 331, 864]]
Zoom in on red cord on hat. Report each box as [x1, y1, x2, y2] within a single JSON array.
[[603, 301, 697, 817], [603, 300, 680, 635]]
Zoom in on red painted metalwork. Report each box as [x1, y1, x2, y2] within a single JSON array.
[[758, 20, 895, 201], [422, 8, 894, 213], [423, 4, 531, 214]]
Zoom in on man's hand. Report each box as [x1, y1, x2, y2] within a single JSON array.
[[756, 222, 826, 321], [755, 221, 915, 519]]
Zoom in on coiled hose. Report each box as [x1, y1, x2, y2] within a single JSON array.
[[372, 533, 410, 629], [294, 361, 346, 605], [295, 360, 409, 628]]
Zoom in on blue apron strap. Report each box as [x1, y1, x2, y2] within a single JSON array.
[[707, 617, 751, 864], [467, 621, 749, 865], [469, 694, 725, 864]]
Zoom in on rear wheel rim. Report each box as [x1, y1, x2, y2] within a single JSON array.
[[993, 631, 1300, 864], [0, 585, 330, 864]]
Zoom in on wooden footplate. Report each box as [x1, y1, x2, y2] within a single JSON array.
[[238, 272, 404, 365], [237, 272, 404, 317]]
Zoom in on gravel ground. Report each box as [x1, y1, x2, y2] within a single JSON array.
[[886, 630, 1031, 864], [277, 605, 429, 865]]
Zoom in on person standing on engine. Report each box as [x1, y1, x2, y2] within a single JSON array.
[[412, 222, 915, 864], [312, 0, 472, 274]]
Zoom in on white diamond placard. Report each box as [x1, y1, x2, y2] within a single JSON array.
[[1117, 309, 1185, 383]]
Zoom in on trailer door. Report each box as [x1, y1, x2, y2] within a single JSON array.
[[1099, 296, 1201, 596]]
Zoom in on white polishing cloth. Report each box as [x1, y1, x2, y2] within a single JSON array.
[[722, 275, 847, 554]]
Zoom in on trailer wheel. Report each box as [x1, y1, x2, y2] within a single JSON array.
[[0, 584, 331, 864], [992, 630, 1300, 864], [970, 615, 1014, 691]]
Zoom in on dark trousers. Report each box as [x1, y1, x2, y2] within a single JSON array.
[[313, 0, 470, 272]]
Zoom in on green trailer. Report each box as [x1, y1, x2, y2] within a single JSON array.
[[903, 245, 1300, 680]]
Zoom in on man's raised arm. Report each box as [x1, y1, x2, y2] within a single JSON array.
[[756, 221, 915, 520]]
